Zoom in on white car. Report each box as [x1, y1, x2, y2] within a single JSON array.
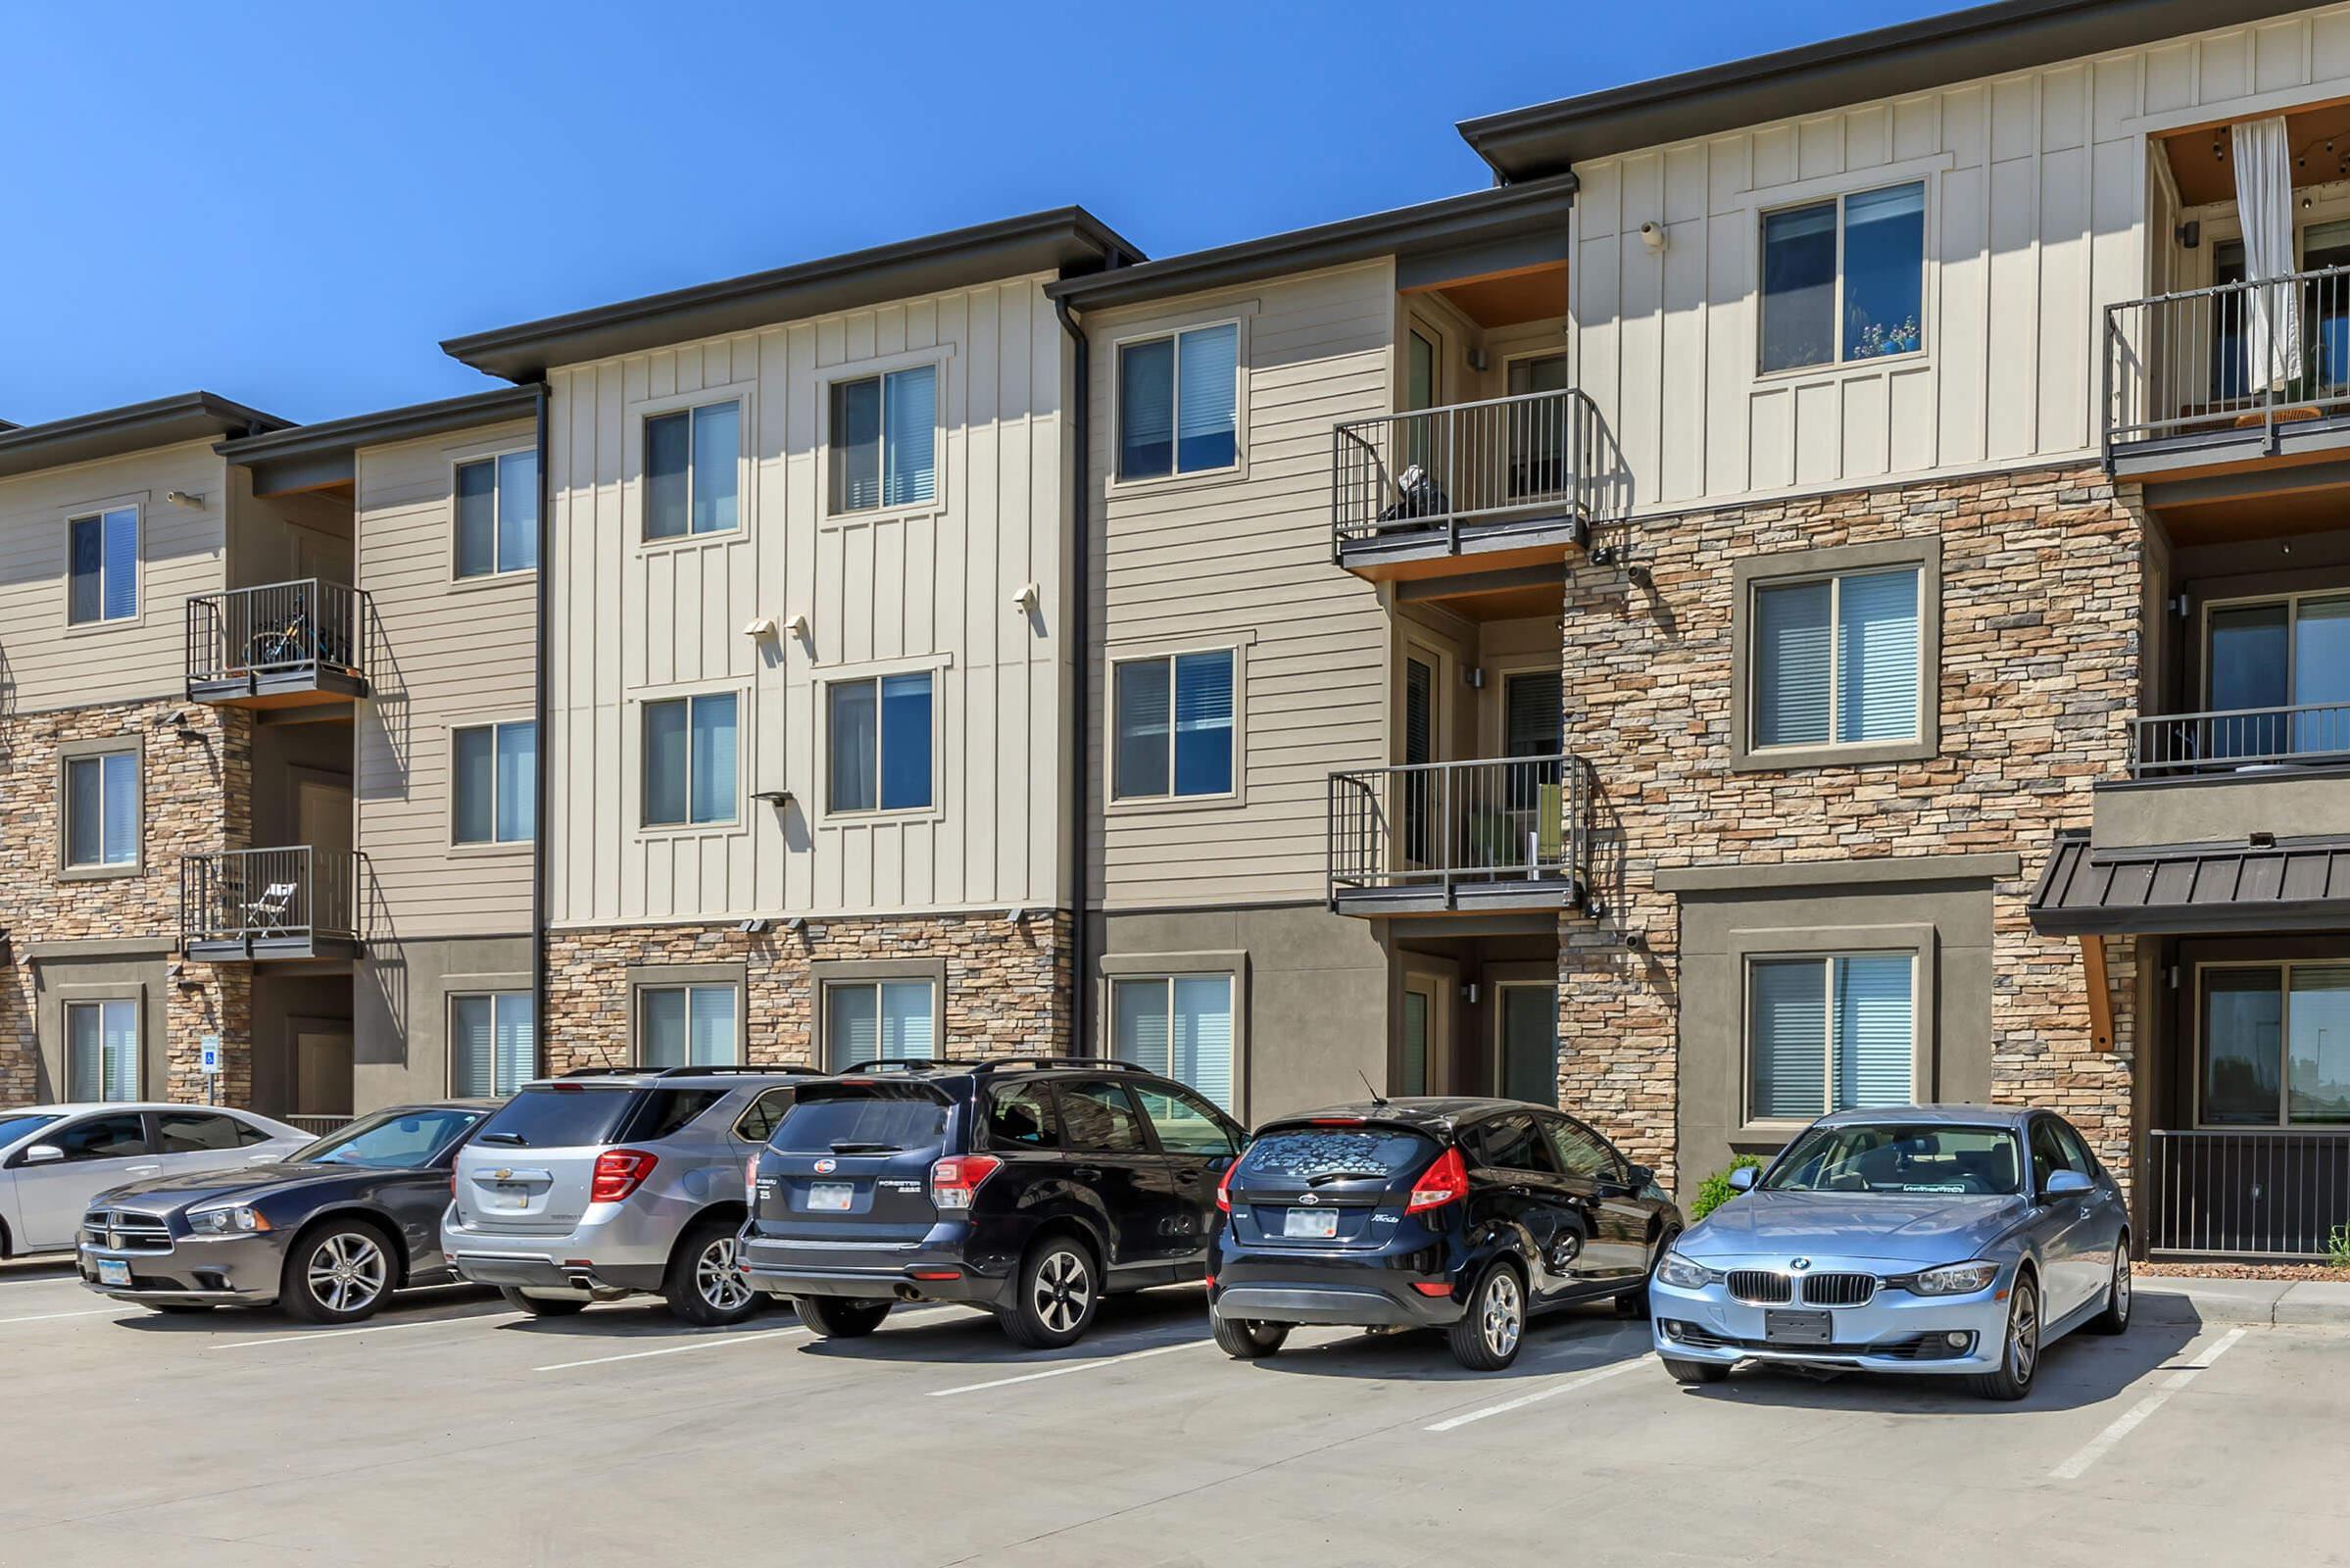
[[0, 1104, 310, 1257]]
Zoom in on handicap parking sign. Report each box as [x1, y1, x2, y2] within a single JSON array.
[[199, 1035, 222, 1076]]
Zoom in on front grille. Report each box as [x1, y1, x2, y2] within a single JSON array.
[[1800, 1273, 1877, 1307], [82, 1210, 172, 1253], [1662, 1322, 1964, 1361], [1725, 1270, 1793, 1304]]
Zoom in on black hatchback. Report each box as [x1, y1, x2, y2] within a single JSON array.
[[1208, 1099, 1684, 1369], [739, 1057, 1246, 1348]]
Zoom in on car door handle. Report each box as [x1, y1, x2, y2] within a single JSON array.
[[1069, 1166, 1102, 1182], [126, 1165, 159, 1177]]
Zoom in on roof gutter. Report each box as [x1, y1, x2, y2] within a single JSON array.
[[1053, 296, 1092, 1056]]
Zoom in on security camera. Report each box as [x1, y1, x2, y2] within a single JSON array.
[[1639, 220, 1668, 254]]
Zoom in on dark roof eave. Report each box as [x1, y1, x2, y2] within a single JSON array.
[[1459, 0, 2320, 179], [0, 392, 289, 482], [1045, 173, 1577, 314], [217, 385, 543, 466], [441, 207, 1145, 382]]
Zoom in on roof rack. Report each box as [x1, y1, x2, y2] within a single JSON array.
[[553, 1063, 820, 1080], [554, 1067, 649, 1079], [837, 1055, 1147, 1076]]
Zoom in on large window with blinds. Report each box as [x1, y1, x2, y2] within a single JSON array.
[[639, 984, 739, 1068], [1747, 954, 1915, 1121], [643, 693, 737, 827], [1111, 649, 1235, 801], [450, 992, 535, 1098], [830, 365, 939, 514], [824, 980, 936, 1069], [2198, 962, 2350, 1126], [1111, 974, 1234, 1110], [67, 506, 138, 624], [1751, 567, 1920, 752], [644, 401, 741, 541], [1116, 322, 1239, 480], [66, 999, 140, 1102], [62, 749, 139, 870]]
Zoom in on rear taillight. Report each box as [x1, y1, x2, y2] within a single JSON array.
[[1405, 1147, 1469, 1214], [744, 1152, 762, 1194], [1215, 1159, 1239, 1213], [929, 1154, 1002, 1211], [591, 1148, 659, 1203]]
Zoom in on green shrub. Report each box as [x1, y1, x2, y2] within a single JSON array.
[[2327, 1224, 2350, 1269], [1688, 1155, 1768, 1223]]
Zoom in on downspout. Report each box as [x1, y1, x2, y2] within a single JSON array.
[[530, 380, 553, 1073], [1053, 296, 1091, 1055]]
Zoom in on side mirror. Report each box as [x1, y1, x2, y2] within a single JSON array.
[[21, 1144, 63, 1166], [1727, 1165, 1758, 1193], [1626, 1163, 1654, 1189], [2042, 1169, 2094, 1199]]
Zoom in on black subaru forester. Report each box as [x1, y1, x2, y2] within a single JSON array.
[[739, 1057, 1245, 1348]]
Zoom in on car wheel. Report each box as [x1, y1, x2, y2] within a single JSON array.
[[1446, 1261, 1526, 1371], [1662, 1355, 1729, 1386], [1969, 1272, 2041, 1401], [1211, 1313, 1289, 1360], [280, 1220, 396, 1325], [1618, 1229, 1677, 1319], [795, 1296, 893, 1338], [498, 1288, 588, 1318], [2089, 1242, 2132, 1336], [665, 1217, 763, 1326], [1003, 1235, 1100, 1349]]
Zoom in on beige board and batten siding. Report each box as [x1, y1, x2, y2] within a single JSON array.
[[0, 440, 228, 714], [545, 275, 1071, 926], [353, 417, 539, 940], [1570, 6, 2350, 513], [1087, 259, 1394, 910]]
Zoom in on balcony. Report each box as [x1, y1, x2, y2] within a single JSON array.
[[180, 847, 365, 962], [1328, 755, 1593, 915], [1331, 388, 1594, 580], [185, 579, 369, 710], [2146, 1130, 2350, 1261], [2092, 705, 2350, 855]]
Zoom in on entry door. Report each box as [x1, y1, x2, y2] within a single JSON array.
[[1399, 975, 1450, 1097], [294, 769, 353, 858], [294, 1027, 355, 1117], [1497, 985, 1559, 1106]]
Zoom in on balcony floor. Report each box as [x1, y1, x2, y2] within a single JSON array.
[[1334, 874, 1582, 917], [183, 933, 363, 963], [187, 664, 368, 710], [1337, 512, 1586, 581], [2112, 408, 2350, 483]]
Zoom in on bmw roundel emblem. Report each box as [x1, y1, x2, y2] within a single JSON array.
[[1789, 1256, 1812, 1272], [813, 1158, 837, 1174]]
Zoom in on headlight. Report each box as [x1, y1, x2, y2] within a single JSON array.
[[186, 1204, 270, 1236], [1655, 1251, 1717, 1290], [1910, 1259, 1999, 1296]]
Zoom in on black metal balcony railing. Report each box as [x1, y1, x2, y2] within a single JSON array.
[[1328, 755, 1592, 908], [2103, 264, 2350, 451], [185, 578, 368, 701], [1332, 387, 1595, 559], [180, 847, 364, 959], [2146, 1129, 2350, 1260], [2129, 702, 2350, 777]]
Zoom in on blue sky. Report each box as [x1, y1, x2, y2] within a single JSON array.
[[1, 0, 1940, 427]]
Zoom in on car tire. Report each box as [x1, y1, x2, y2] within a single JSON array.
[[280, 1219, 397, 1325], [1618, 1230, 1677, 1319], [1969, 1272, 2041, 1401], [1662, 1355, 1730, 1386], [1211, 1313, 1289, 1360], [498, 1287, 589, 1317], [1002, 1234, 1100, 1349], [795, 1296, 893, 1339], [664, 1217, 763, 1327], [1446, 1260, 1527, 1372], [2088, 1241, 2132, 1336]]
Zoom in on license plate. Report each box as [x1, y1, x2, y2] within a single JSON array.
[[808, 1183, 855, 1212], [495, 1187, 530, 1210], [1763, 1308, 1833, 1346], [1283, 1207, 1340, 1239], [96, 1258, 130, 1287]]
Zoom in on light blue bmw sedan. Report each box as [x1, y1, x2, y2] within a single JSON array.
[[1648, 1106, 2130, 1399]]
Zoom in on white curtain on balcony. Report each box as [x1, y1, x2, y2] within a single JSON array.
[[2233, 116, 2302, 395]]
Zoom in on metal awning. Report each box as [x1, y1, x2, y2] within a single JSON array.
[[2029, 829, 2350, 936]]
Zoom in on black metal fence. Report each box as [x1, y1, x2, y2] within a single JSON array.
[[2130, 702, 2350, 776], [2103, 264, 2350, 450], [2145, 1129, 2350, 1260], [1332, 387, 1595, 555], [185, 579, 367, 688], [180, 846, 364, 951], [1329, 755, 1592, 903]]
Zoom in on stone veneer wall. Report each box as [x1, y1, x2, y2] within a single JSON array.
[[543, 911, 1073, 1072], [0, 697, 253, 1103], [1557, 465, 2143, 1193]]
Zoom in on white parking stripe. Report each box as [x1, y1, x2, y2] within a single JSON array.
[[2048, 1326, 2247, 1482], [926, 1338, 1205, 1396], [213, 1309, 528, 1349], [0, 1307, 122, 1327], [534, 1324, 808, 1371], [1423, 1355, 1651, 1432]]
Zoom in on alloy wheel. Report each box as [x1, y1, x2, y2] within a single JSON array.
[[1482, 1269, 1524, 1359], [697, 1236, 753, 1312], [2113, 1251, 2131, 1319], [307, 1232, 388, 1315], [2008, 1283, 2040, 1385], [1032, 1249, 1092, 1336]]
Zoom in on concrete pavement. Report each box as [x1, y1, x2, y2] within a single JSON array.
[[2135, 1273, 2350, 1328]]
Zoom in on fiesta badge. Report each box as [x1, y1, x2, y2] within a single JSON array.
[[813, 1158, 837, 1174]]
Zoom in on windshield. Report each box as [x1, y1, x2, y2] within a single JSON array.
[[1761, 1123, 2023, 1197], [295, 1107, 483, 1169], [0, 1111, 62, 1150], [772, 1088, 949, 1155], [469, 1086, 636, 1149]]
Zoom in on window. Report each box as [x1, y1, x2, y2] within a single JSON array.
[[1469, 1112, 1553, 1172], [453, 721, 535, 845], [634, 1088, 726, 1140], [1748, 955, 1915, 1120], [643, 693, 737, 827], [1752, 568, 1920, 750], [2029, 1117, 2091, 1190], [2199, 963, 2350, 1126], [65, 1000, 139, 1102], [1111, 975, 1234, 1110], [1759, 181, 1925, 373], [1132, 1083, 1237, 1157], [1111, 651, 1234, 801], [51, 1111, 148, 1161], [830, 365, 938, 514], [1054, 1080, 1148, 1153], [67, 507, 136, 624], [450, 992, 535, 1098], [1117, 322, 1238, 480], [455, 450, 538, 576], [1542, 1115, 1620, 1181], [2204, 593, 2350, 760], [639, 984, 739, 1068], [735, 1089, 798, 1145], [986, 1082, 1061, 1150], [63, 751, 138, 869], [824, 980, 936, 1069], [644, 401, 741, 540], [827, 673, 933, 812], [156, 1112, 246, 1153]]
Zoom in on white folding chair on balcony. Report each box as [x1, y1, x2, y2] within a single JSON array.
[[243, 881, 299, 935]]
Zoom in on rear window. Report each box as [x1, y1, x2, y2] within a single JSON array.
[[773, 1086, 951, 1155], [470, 1086, 638, 1150], [1241, 1126, 1438, 1182]]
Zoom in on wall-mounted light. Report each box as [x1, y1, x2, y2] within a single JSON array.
[[782, 612, 810, 641], [1011, 583, 1040, 614], [783, 915, 808, 935], [1006, 906, 1027, 925], [737, 917, 772, 935], [752, 789, 796, 809], [742, 615, 777, 641]]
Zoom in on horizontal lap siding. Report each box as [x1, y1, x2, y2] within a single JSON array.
[[1089, 261, 1394, 911], [354, 418, 538, 940]]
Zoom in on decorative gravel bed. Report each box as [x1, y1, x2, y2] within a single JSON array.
[[2139, 1262, 2350, 1284]]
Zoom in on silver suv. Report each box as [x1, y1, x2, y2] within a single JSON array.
[[441, 1066, 813, 1324]]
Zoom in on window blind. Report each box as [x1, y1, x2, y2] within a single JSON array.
[[495, 993, 535, 1095], [100, 753, 136, 866], [1835, 570, 1920, 744], [689, 695, 737, 825], [832, 378, 883, 513], [1175, 324, 1238, 472], [643, 701, 688, 826], [879, 981, 935, 1061], [451, 995, 495, 1098], [1117, 338, 1175, 480], [1113, 661, 1171, 798], [454, 727, 495, 845], [455, 461, 497, 578], [1754, 580, 1833, 747], [1831, 956, 1913, 1109], [882, 366, 937, 507], [829, 681, 878, 811], [642, 989, 688, 1069], [65, 757, 103, 867], [691, 402, 740, 534], [1505, 671, 1564, 758], [827, 985, 878, 1068], [1172, 977, 1234, 1110], [496, 722, 536, 843], [1172, 652, 1233, 797], [68, 515, 104, 623], [496, 451, 538, 572], [689, 986, 737, 1065], [1113, 979, 1171, 1077], [645, 413, 691, 539], [69, 1001, 139, 1102], [1750, 959, 1828, 1118], [101, 510, 136, 620]]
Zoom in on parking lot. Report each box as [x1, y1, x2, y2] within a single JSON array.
[[3, 1259, 2344, 1567]]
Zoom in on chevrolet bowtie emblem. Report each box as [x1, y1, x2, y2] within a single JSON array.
[[493, 1169, 513, 1182]]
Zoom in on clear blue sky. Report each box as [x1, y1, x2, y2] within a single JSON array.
[[1, 0, 1939, 427]]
